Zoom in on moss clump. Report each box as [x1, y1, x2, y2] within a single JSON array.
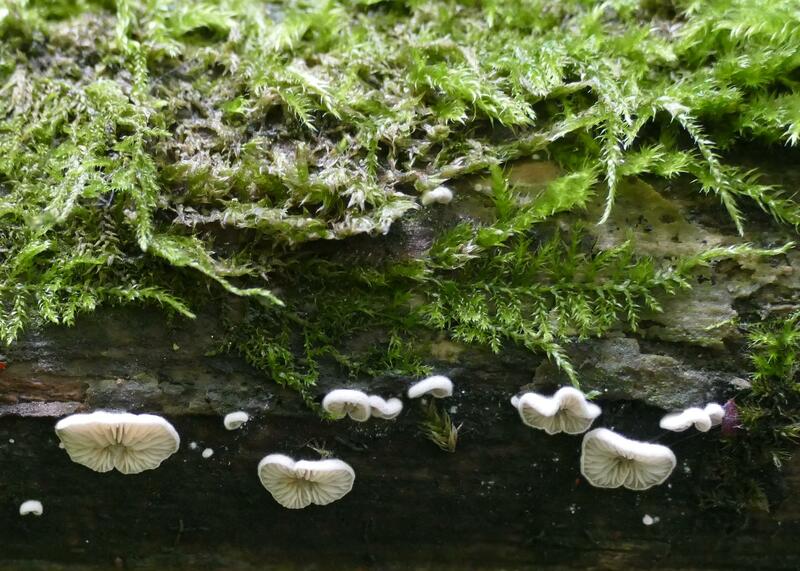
[[699, 312, 800, 512], [1, 0, 799, 396]]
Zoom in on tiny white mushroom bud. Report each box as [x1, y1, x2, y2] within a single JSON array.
[[223, 411, 249, 430], [642, 514, 655, 526], [19, 500, 43, 516], [322, 389, 371, 422], [408, 375, 453, 399], [421, 186, 453, 206], [202, 448, 214, 459], [367, 396, 403, 420]]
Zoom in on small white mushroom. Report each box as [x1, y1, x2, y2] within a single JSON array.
[[322, 389, 371, 422], [408, 375, 453, 399], [19, 500, 43, 517], [223, 411, 249, 430], [257, 454, 355, 509], [659, 407, 712, 432], [580, 428, 676, 491], [55, 411, 180, 475], [421, 186, 453, 206], [367, 396, 403, 420], [512, 387, 601, 435], [202, 448, 214, 459], [705, 403, 725, 426]]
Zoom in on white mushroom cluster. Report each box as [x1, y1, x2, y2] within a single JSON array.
[[659, 403, 724, 432], [322, 389, 403, 421], [55, 411, 180, 475], [580, 428, 676, 491], [511, 387, 601, 435], [258, 454, 355, 509]]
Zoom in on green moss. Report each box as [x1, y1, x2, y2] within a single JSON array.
[[699, 312, 800, 512], [419, 400, 460, 453], [0, 0, 799, 398]]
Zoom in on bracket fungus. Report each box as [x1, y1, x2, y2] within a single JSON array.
[[660, 403, 725, 432], [223, 411, 249, 430], [257, 454, 355, 509], [408, 375, 453, 399], [55, 411, 180, 475], [19, 500, 43, 516], [580, 428, 676, 491], [511, 387, 601, 435], [322, 389, 371, 422], [420, 186, 453, 205], [368, 396, 403, 420]]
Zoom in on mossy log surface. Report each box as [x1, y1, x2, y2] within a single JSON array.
[[2, 166, 800, 571], [3, 0, 800, 566]]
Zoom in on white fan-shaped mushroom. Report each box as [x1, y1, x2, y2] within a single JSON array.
[[224, 411, 249, 430], [421, 186, 453, 205], [512, 387, 601, 435], [580, 428, 676, 491], [705, 403, 725, 426], [368, 396, 403, 420], [257, 454, 355, 509], [322, 389, 371, 422], [408, 376, 453, 399], [55, 411, 180, 475], [19, 500, 43, 516], [659, 407, 712, 432]]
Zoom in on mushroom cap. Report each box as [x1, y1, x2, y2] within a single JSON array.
[[19, 500, 43, 516], [421, 186, 453, 206], [367, 396, 403, 420], [513, 387, 601, 435], [580, 428, 676, 491], [322, 389, 371, 422], [659, 407, 712, 432], [407, 375, 453, 399], [224, 411, 249, 430], [55, 411, 180, 475], [704, 403, 725, 426], [258, 454, 355, 509]]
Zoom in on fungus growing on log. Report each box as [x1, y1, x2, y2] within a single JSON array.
[[224, 411, 249, 430], [322, 389, 372, 422], [368, 396, 403, 420], [408, 376, 453, 399], [511, 387, 601, 435], [580, 428, 676, 491], [659, 407, 712, 432], [257, 454, 355, 509], [659, 402, 725, 433], [55, 411, 180, 474], [421, 186, 454, 205], [705, 403, 725, 426], [19, 500, 43, 516]]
